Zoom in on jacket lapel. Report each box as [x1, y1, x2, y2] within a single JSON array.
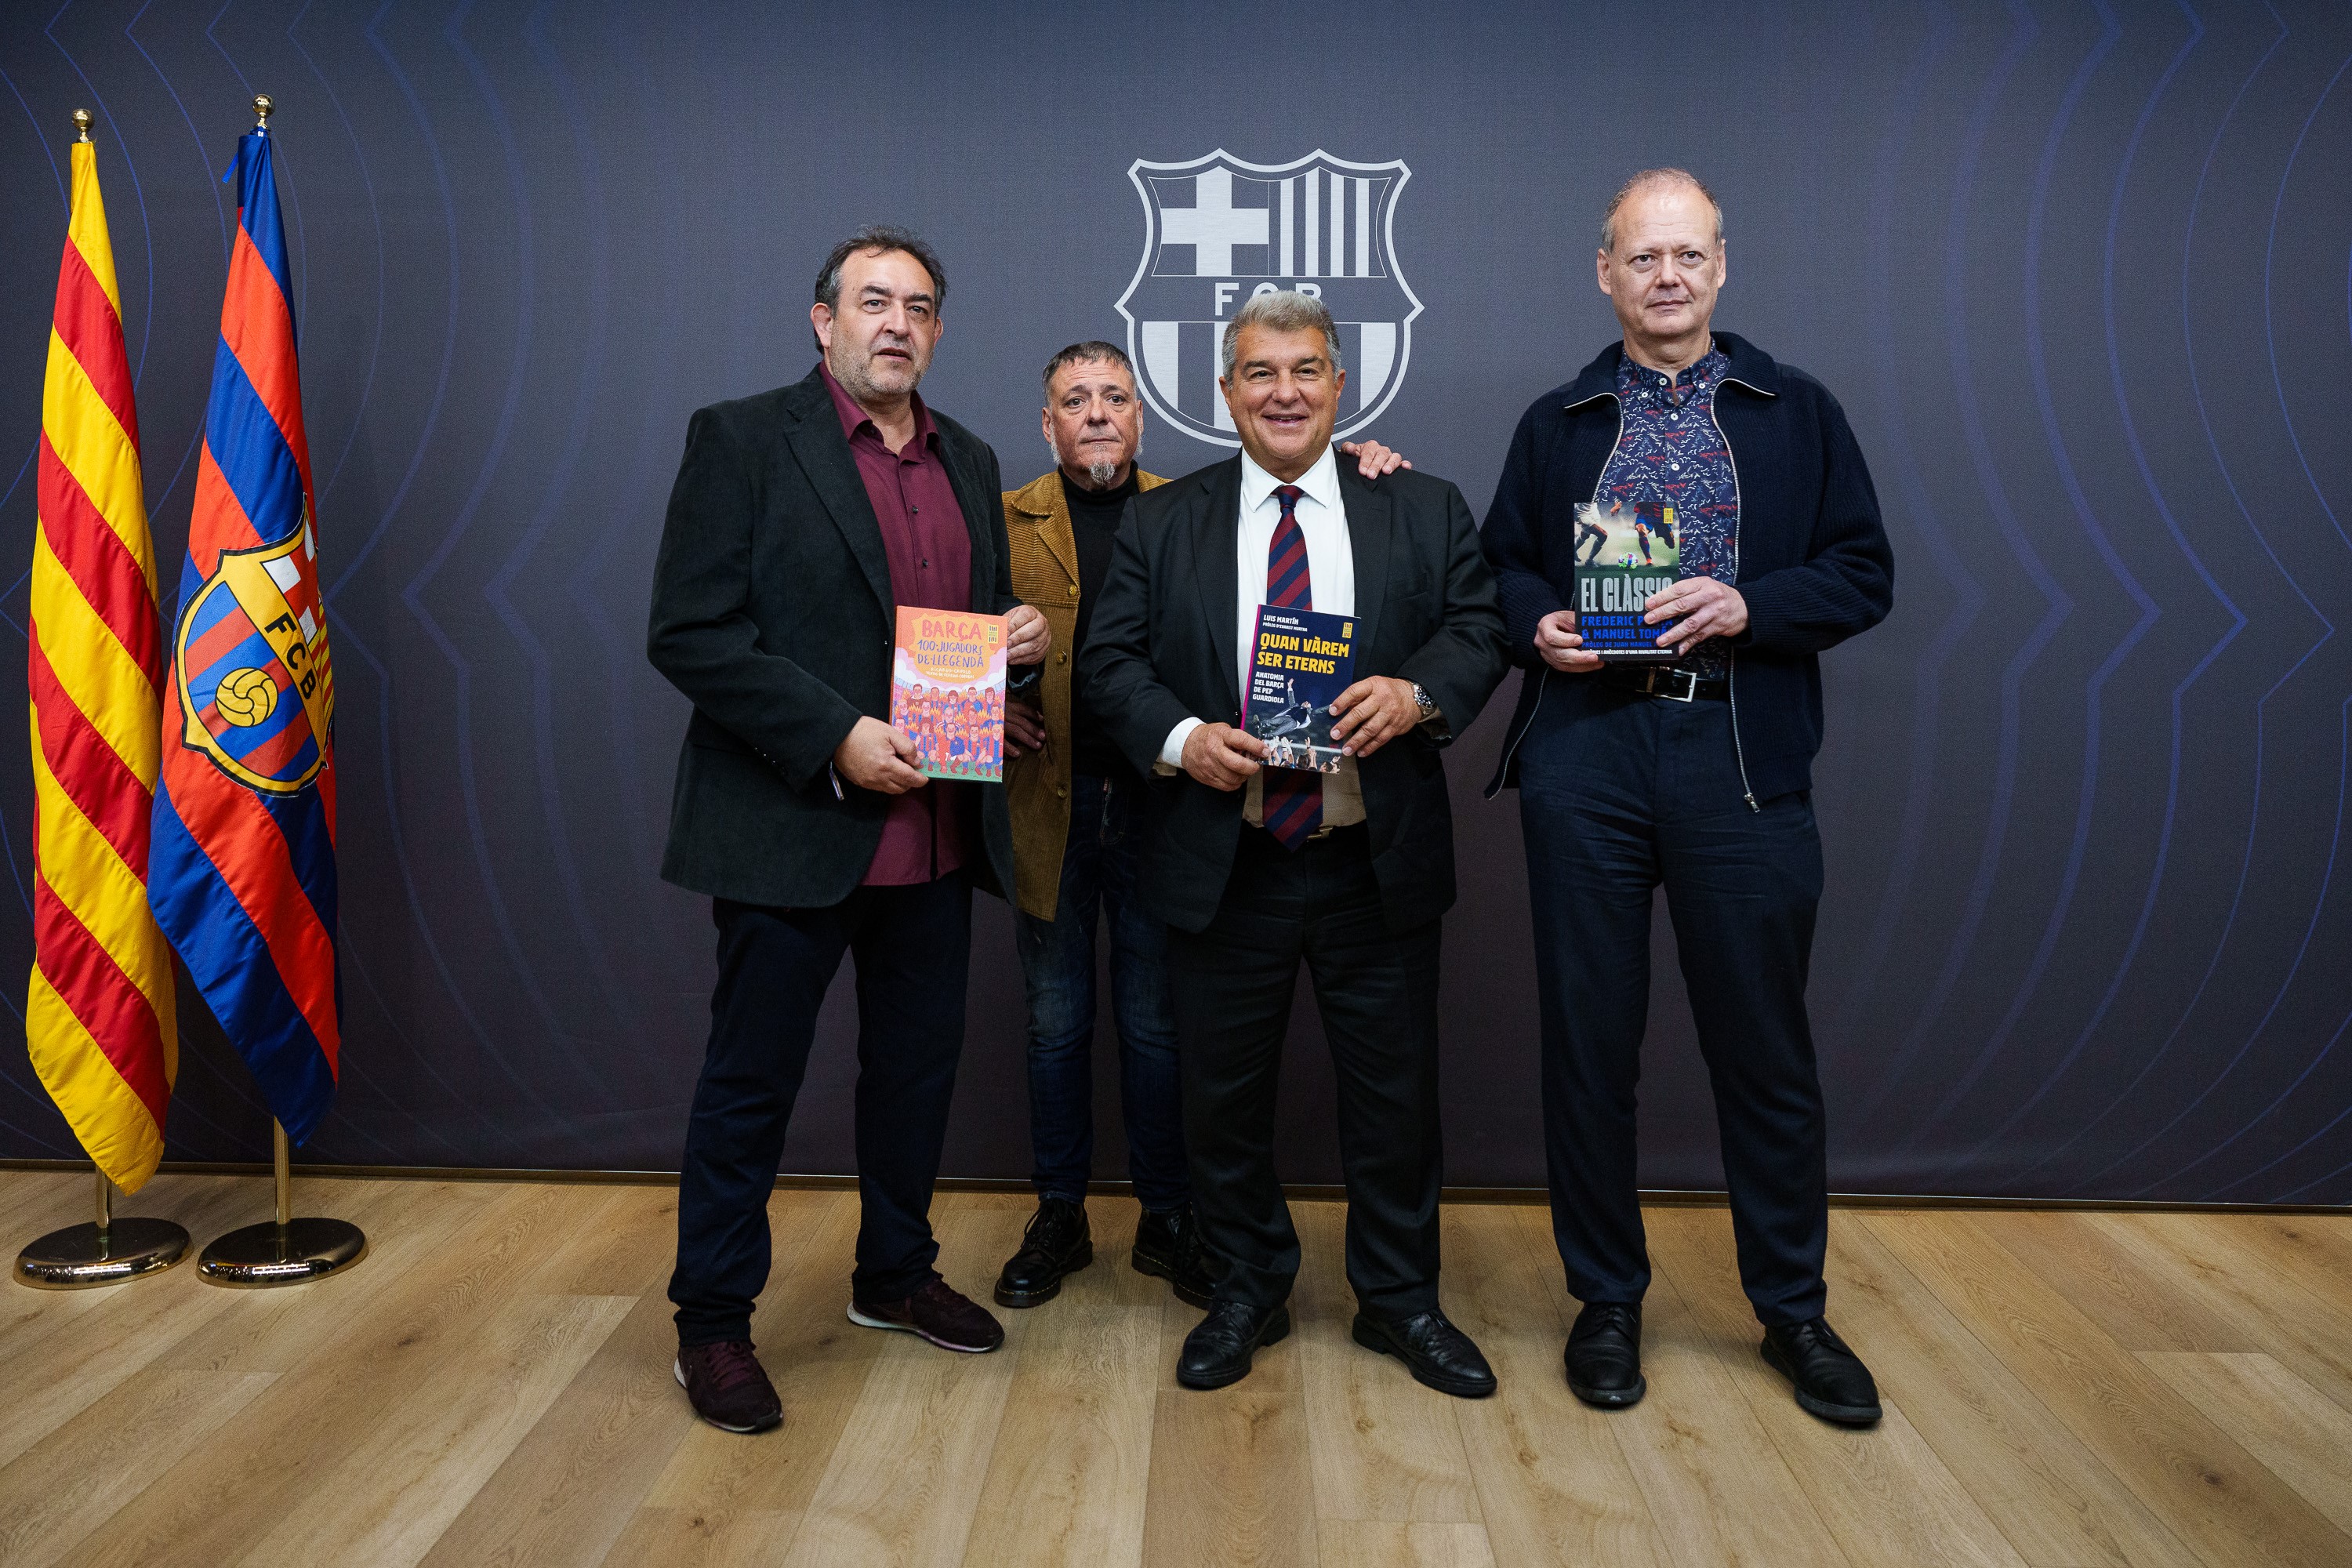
[[1029, 475, 1080, 586], [1338, 465, 1394, 658], [779, 369, 894, 615], [941, 437, 1000, 611], [1192, 461, 1244, 713]]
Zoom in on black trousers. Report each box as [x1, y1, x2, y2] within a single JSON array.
[[669, 875, 971, 1347], [1518, 691, 1830, 1327], [1167, 825, 1445, 1321]]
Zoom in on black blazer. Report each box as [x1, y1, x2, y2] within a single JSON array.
[[1079, 458, 1508, 935], [647, 365, 1019, 908]]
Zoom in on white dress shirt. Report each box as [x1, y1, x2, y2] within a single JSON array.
[[1160, 445, 1367, 827]]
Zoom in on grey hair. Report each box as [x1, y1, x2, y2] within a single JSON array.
[[1219, 289, 1343, 383], [1040, 339, 1134, 397], [1599, 169, 1724, 254]]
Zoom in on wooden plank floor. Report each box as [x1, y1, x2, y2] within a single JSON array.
[[2, 1171, 2346, 1568]]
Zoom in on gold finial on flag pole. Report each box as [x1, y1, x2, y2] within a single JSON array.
[[71, 108, 91, 143], [252, 93, 273, 129], [197, 1120, 367, 1287]]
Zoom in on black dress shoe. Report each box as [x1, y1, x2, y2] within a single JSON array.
[[1565, 1301, 1646, 1409], [993, 1198, 1092, 1308], [1352, 1308, 1497, 1399], [1762, 1317, 1882, 1426], [1177, 1300, 1291, 1390], [1131, 1204, 1221, 1308]]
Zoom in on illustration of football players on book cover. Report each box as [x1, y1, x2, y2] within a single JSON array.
[[1572, 499, 1685, 661], [891, 608, 1008, 782], [1243, 605, 1355, 774]]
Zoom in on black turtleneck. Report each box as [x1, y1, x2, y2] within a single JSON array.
[[1062, 466, 1140, 779]]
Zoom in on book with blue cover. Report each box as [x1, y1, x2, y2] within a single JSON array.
[[1572, 499, 1684, 661], [1243, 604, 1355, 772]]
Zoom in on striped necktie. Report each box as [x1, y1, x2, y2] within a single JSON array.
[[1261, 485, 1323, 849]]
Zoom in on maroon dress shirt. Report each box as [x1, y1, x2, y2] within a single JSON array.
[[821, 364, 975, 886]]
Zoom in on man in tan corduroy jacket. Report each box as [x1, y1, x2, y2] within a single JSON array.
[[992, 340, 1410, 1317]]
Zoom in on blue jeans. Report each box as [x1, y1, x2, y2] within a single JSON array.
[[1015, 771, 1189, 1211]]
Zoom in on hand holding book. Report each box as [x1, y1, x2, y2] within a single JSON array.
[[1329, 676, 1421, 758]]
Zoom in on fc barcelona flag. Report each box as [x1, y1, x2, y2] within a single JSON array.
[[150, 113, 340, 1143]]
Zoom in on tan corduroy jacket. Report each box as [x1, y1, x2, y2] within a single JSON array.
[[1003, 466, 1167, 920]]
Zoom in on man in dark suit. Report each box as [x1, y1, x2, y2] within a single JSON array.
[[1080, 290, 1510, 1396], [648, 227, 1048, 1434]]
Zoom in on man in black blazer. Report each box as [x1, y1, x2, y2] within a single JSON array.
[[1080, 291, 1510, 1396], [648, 228, 1048, 1434]]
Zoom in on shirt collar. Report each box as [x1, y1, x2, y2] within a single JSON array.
[[1616, 341, 1728, 401], [818, 360, 938, 449], [1238, 442, 1341, 515]]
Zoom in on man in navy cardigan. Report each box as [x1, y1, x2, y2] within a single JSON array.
[[1481, 170, 1894, 1426]]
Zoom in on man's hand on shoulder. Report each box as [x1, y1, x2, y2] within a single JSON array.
[[834, 716, 927, 795], [1181, 722, 1265, 792], [1338, 439, 1412, 479], [1005, 604, 1051, 666], [1536, 609, 1603, 673]]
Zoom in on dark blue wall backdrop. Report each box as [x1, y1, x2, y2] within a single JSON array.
[[2, 1, 2348, 1203]]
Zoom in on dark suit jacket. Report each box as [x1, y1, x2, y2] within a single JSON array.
[[1079, 458, 1508, 935], [647, 365, 1019, 909]]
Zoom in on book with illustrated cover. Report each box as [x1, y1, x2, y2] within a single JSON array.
[[891, 607, 1007, 782], [1571, 499, 1684, 661], [1243, 604, 1356, 773]]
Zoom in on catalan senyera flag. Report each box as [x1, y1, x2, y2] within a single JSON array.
[[28, 132, 179, 1192], [150, 118, 341, 1144]]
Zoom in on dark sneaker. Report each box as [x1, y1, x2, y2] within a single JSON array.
[[1352, 1308, 1497, 1399], [674, 1339, 782, 1433], [1762, 1316, 1882, 1426], [1131, 1204, 1221, 1308], [848, 1276, 1006, 1353], [1566, 1301, 1646, 1409], [1177, 1299, 1291, 1390], [994, 1198, 1093, 1308]]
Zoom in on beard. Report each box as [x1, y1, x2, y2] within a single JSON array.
[[832, 339, 924, 402], [1050, 427, 1139, 491]]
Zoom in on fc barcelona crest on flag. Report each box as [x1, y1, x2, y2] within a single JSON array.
[[173, 516, 334, 796], [1116, 150, 1422, 447]]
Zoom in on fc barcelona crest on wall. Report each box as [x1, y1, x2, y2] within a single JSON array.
[[1116, 150, 1422, 447]]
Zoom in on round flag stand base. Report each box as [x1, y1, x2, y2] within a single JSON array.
[[198, 1217, 366, 1288], [16, 1217, 190, 1290], [198, 1120, 366, 1287]]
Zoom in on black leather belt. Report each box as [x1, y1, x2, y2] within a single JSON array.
[[1602, 664, 1729, 702]]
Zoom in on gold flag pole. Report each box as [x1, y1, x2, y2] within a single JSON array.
[[14, 1165, 191, 1289], [15, 105, 191, 1290], [197, 1120, 366, 1287]]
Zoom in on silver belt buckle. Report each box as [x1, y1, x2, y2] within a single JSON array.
[[1650, 666, 1698, 703]]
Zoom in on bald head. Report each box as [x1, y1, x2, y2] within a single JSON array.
[[1600, 168, 1723, 256], [1595, 169, 1727, 372]]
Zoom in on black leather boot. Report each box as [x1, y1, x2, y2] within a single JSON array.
[[1131, 1204, 1220, 1308], [993, 1198, 1092, 1308]]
